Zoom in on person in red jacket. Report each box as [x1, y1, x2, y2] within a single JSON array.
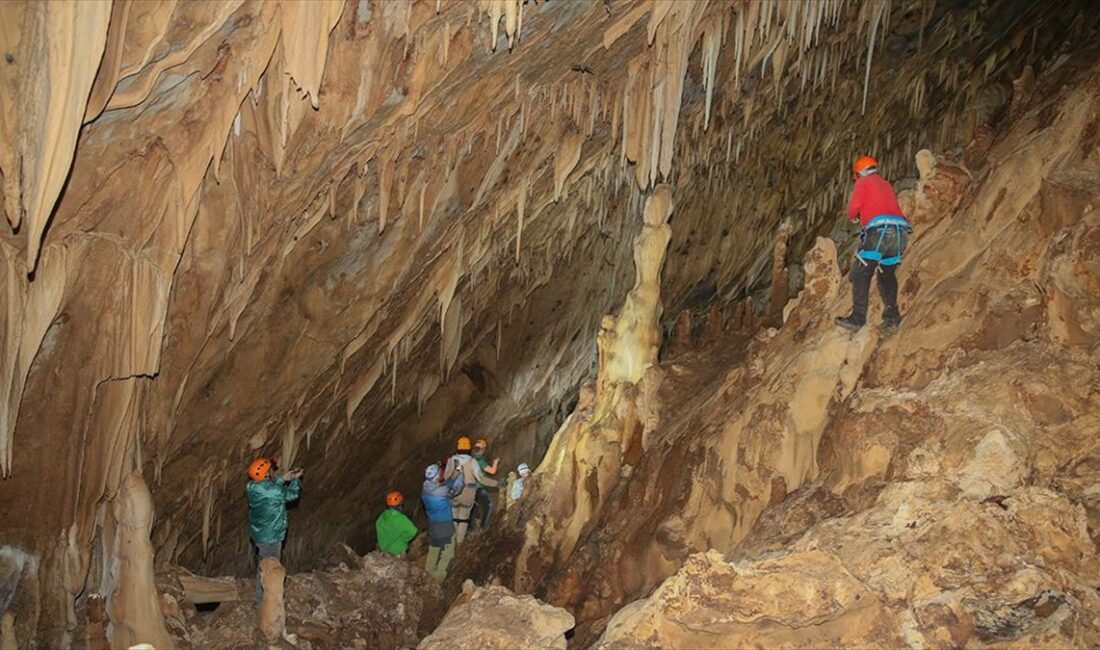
[[836, 155, 912, 334]]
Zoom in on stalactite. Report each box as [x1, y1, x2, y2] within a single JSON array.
[[378, 153, 393, 233], [702, 21, 722, 131], [2, 1, 111, 272], [516, 184, 527, 263], [554, 129, 584, 202], [861, 0, 887, 115]]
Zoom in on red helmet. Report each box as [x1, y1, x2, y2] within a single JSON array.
[[385, 491, 404, 507], [852, 155, 878, 179], [248, 458, 271, 481]]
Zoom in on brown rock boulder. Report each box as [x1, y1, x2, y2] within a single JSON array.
[[419, 581, 574, 649]]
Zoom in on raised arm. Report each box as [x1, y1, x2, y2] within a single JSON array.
[[472, 461, 498, 488], [282, 477, 301, 502]]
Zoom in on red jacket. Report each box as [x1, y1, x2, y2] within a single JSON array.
[[847, 173, 904, 228]]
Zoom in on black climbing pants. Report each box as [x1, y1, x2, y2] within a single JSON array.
[[850, 259, 900, 326], [472, 488, 493, 531]]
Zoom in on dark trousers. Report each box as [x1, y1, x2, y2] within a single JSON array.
[[255, 541, 282, 603], [850, 259, 900, 326], [473, 489, 493, 530]]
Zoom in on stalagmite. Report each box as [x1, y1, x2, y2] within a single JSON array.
[[0, 613, 15, 650], [259, 557, 294, 645], [107, 473, 172, 650], [603, 185, 674, 385]]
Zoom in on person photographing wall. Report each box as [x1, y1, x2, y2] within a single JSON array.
[[246, 458, 303, 603]]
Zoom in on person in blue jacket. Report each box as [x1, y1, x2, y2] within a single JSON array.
[[247, 457, 302, 603], [421, 463, 463, 582]]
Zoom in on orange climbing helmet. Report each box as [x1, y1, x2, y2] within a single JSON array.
[[456, 436, 472, 451], [386, 491, 404, 507], [852, 155, 878, 179], [474, 438, 488, 448], [248, 458, 272, 481]]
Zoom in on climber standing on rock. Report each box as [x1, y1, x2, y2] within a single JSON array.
[[375, 491, 418, 557], [836, 155, 913, 334], [421, 463, 464, 582], [444, 436, 498, 544], [247, 458, 303, 603], [470, 438, 500, 532]]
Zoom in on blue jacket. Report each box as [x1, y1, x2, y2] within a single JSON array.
[[421, 476, 463, 522]]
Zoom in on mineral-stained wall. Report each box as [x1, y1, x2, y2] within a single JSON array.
[[460, 46, 1100, 645], [0, 0, 1095, 645]]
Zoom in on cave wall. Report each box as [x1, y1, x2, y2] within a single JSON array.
[[1, 0, 1093, 643]]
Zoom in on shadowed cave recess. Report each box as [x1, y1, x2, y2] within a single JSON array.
[[2, 0, 1100, 647]]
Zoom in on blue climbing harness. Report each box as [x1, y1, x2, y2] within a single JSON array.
[[857, 215, 912, 266]]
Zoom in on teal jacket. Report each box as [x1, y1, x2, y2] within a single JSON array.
[[247, 477, 301, 545], [376, 508, 418, 555]]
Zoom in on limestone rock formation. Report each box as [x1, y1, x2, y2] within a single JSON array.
[[0, 0, 1098, 646], [461, 45, 1100, 645], [258, 557, 290, 645], [419, 580, 574, 650], [107, 473, 172, 650]]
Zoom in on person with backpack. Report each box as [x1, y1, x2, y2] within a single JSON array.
[[421, 463, 463, 582], [443, 436, 498, 544]]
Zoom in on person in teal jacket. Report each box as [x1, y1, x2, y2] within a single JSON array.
[[247, 457, 302, 603], [376, 491, 418, 556]]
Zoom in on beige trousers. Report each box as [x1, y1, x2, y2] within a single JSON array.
[[425, 543, 455, 582]]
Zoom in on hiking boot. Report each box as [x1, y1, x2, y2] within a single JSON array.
[[879, 320, 900, 336], [835, 315, 865, 331]]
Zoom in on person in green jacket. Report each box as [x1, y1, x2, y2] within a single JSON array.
[[247, 457, 302, 603], [376, 491, 418, 556], [471, 438, 500, 531]]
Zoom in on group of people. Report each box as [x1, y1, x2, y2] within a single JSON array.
[[244, 436, 533, 603], [244, 153, 911, 603], [376, 435, 532, 582]]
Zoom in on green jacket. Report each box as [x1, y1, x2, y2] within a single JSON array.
[[247, 477, 301, 545], [476, 456, 493, 488], [376, 508, 418, 555]]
